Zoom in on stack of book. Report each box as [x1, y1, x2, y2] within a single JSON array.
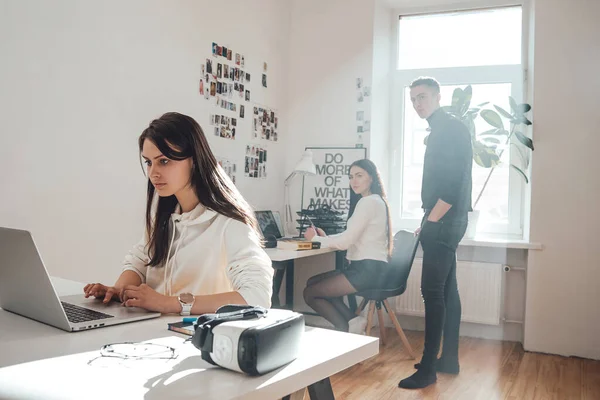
[[276, 239, 321, 251]]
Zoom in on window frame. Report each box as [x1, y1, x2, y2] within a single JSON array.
[[389, 2, 529, 239]]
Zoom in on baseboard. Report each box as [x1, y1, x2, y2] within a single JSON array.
[[396, 314, 523, 343], [303, 313, 523, 343]]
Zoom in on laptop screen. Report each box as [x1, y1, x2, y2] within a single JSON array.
[[255, 211, 282, 239]]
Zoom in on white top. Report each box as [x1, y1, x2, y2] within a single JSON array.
[[123, 204, 273, 308], [312, 194, 389, 262]]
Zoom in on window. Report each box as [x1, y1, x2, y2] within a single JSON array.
[[390, 6, 525, 238]]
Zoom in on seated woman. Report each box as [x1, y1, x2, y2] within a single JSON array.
[[303, 159, 392, 332], [84, 112, 273, 315]]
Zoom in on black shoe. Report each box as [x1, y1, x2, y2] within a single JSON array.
[[414, 358, 460, 375], [398, 368, 437, 389]]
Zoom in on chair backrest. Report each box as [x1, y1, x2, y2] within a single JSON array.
[[387, 230, 419, 294]]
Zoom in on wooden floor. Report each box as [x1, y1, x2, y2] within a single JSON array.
[[325, 328, 600, 400]]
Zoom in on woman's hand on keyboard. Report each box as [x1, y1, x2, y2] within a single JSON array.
[[83, 283, 123, 304]]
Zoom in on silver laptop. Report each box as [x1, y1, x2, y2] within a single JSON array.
[[0, 227, 161, 332]]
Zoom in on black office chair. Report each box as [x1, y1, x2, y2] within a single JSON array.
[[354, 230, 419, 358]]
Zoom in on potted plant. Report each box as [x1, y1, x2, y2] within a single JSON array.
[[435, 85, 534, 238]]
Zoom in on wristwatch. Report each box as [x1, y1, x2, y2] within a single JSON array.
[[178, 292, 195, 316]]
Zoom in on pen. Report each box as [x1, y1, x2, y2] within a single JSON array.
[[183, 317, 197, 323], [305, 216, 318, 236]]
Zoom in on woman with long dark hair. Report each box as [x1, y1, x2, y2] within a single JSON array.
[[303, 159, 392, 332], [84, 112, 272, 315]]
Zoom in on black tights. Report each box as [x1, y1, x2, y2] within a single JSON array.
[[303, 270, 358, 332]]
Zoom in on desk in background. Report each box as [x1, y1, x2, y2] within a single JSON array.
[[265, 248, 357, 313], [0, 278, 378, 400]]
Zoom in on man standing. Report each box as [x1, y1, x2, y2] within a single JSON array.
[[399, 77, 473, 389]]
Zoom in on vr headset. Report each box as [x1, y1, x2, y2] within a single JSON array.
[[190, 305, 304, 375]]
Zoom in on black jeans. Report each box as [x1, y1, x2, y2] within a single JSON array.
[[418, 215, 468, 368]]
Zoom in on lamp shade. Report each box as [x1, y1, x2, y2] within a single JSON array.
[[293, 150, 316, 175]]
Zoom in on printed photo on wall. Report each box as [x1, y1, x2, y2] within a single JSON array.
[[206, 59, 213, 74], [246, 73, 251, 82], [363, 120, 371, 131], [210, 82, 216, 96], [241, 55, 245, 67], [240, 105, 245, 118], [245, 90, 250, 101], [222, 46, 228, 57], [199, 79, 204, 95], [357, 92, 364, 102], [262, 74, 267, 88], [252, 106, 279, 142], [224, 64, 229, 79], [212, 42, 218, 56], [235, 53, 240, 65], [244, 144, 267, 179], [217, 45, 223, 57], [217, 63, 222, 78], [227, 49, 232, 61], [363, 86, 371, 96], [217, 157, 237, 185], [356, 111, 364, 121], [356, 77, 363, 89]]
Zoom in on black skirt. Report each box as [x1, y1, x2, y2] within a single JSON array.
[[343, 259, 390, 292]]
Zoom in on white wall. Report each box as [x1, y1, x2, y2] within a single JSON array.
[[285, 0, 378, 312], [524, 0, 600, 360], [0, 0, 291, 285]]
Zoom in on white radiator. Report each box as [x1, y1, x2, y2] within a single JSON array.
[[395, 259, 503, 325]]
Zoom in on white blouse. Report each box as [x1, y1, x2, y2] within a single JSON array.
[[311, 194, 389, 262]]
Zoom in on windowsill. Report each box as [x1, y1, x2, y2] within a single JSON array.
[[459, 236, 542, 250]]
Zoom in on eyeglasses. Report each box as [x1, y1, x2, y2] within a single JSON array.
[[100, 342, 177, 359], [87, 342, 178, 366]]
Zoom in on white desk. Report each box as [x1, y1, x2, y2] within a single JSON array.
[[0, 278, 378, 400], [265, 247, 337, 263], [265, 248, 346, 311]]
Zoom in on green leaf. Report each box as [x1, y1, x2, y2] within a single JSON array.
[[511, 142, 528, 169], [480, 109, 504, 129], [514, 131, 534, 150], [518, 103, 532, 114], [494, 105, 514, 120], [509, 96, 518, 113], [477, 102, 490, 107], [461, 86, 473, 116], [482, 137, 501, 144], [451, 88, 464, 109], [473, 141, 501, 168], [479, 128, 499, 136], [511, 164, 529, 183]]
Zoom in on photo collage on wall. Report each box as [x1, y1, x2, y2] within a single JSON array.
[[244, 144, 268, 179], [253, 106, 278, 142], [210, 114, 237, 140], [355, 77, 371, 148], [200, 41, 252, 140], [216, 156, 237, 185]]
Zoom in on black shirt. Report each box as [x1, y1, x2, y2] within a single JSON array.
[[421, 108, 473, 219]]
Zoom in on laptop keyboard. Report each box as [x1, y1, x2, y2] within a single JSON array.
[[61, 301, 115, 323]]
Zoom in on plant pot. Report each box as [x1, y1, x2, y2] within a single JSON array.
[[465, 210, 480, 239]]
